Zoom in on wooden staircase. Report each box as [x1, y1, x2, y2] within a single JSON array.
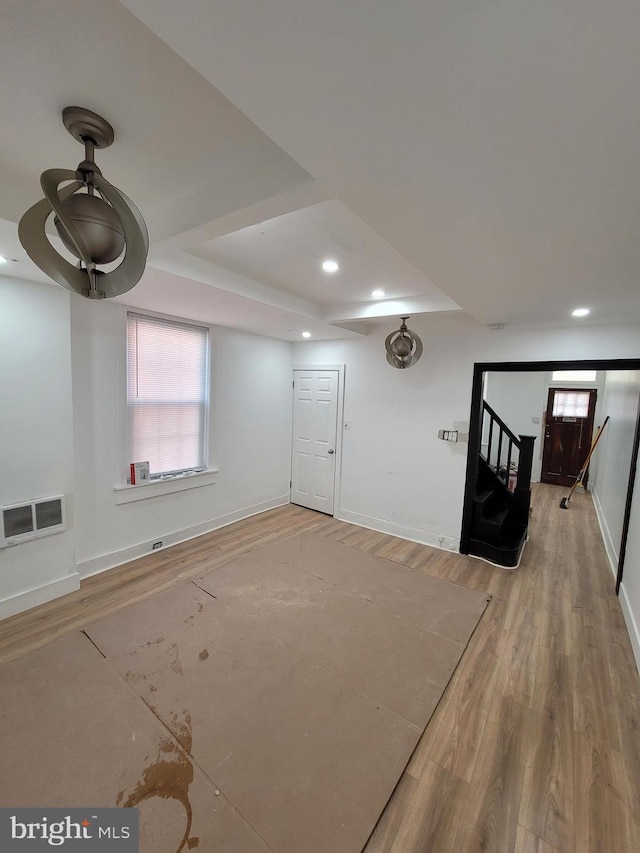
[[467, 402, 536, 567]]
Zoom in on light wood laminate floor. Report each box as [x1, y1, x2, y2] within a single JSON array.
[[1, 483, 639, 852]]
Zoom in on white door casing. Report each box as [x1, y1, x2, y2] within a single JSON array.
[[291, 368, 340, 514]]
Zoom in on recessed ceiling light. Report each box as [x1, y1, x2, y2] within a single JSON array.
[[572, 307, 590, 317], [321, 259, 339, 273], [371, 289, 386, 299], [302, 331, 311, 338]]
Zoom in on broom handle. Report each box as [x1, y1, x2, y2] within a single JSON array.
[[567, 415, 610, 499]]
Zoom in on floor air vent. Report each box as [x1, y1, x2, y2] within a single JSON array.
[[1, 495, 67, 547]]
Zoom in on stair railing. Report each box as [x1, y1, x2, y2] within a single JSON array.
[[482, 401, 536, 501]]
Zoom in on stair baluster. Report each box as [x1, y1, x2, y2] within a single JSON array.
[[471, 402, 537, 567]]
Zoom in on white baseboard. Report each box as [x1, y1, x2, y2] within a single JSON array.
[[0, 573, 80, 621], [619, 582, 640, 676], [592, 488, 619, 583], [337, 509, 459, 553], [77, 496, 290, 579]]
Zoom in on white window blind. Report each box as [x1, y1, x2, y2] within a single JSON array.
[[127, 313, 208, 477]]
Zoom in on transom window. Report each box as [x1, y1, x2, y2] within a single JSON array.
[[127, 313, 209, 478], [551, 370, 597, 382]]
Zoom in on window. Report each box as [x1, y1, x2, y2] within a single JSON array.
[[552, 390, 591, 418], [127, 313, 208, 478], [551, 370, 597, 382]]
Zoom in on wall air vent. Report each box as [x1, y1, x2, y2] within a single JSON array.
[[1, 495, 67, 548]]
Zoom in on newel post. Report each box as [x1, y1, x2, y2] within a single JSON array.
[[514, 435, 536, 515], [517, 436, 536, 491]]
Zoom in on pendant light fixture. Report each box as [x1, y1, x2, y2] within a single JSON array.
[[19, 106, 148, 299], [384, 316, 423, 369]]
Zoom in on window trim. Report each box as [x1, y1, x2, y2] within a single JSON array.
[[114, 467, 219, 504]]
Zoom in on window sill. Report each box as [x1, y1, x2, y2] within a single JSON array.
[[114, 469, 219, 505]]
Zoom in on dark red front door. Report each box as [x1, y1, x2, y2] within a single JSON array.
[[541, 387, 597, 487]]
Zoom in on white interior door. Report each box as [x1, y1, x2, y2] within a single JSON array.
[[291, 369, 339, 514]]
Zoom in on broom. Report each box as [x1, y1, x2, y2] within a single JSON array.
[[560, 415, 609, 509]]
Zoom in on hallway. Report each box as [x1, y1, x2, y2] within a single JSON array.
[[365, 482, 640, 851]]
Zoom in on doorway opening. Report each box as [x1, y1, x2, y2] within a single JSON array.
[[461, 358, 640, 594]]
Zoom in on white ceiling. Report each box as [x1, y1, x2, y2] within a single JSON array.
[[2, 0, 639, 340]]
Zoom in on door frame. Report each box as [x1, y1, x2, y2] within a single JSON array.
[[291, 363, 346, 518], [541, 386, 598, 487], [544, 370, 605, 483], [461, 358, 640, 595]]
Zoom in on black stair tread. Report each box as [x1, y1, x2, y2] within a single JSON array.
[[469, 536, 525, 554], [473, 487, 512, 515], [468, 529, 528, 567], [498, 531, 527, 551], [471, 413, 532, 568], [477, 463, 514, 497], [500, 515, 528, 538], [483, 507, 509, 526], [476, 506, 510, 544]]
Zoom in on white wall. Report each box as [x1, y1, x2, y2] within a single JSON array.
[[1, 281, 293, 616], [213, 325, 293, 508], [0, 277, 78, 617], [71, 299, 293, 576], [620, 459, 640, 674], [484, 371, 546, 481], [292, 315, 640, 551], [592, 370, 640, 579], [5, 285, 640, 626]]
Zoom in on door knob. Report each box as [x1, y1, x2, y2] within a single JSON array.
[[328, 448, 335, 454]]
